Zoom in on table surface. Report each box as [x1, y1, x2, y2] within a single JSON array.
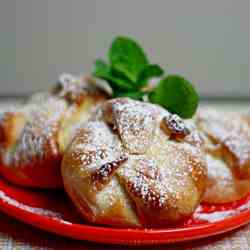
[[0, 99, 249, 250]]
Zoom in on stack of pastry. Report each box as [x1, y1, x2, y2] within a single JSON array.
[[195, 108, 250, 203], [0, 73, 106, 188], [1, 78, 250, 228]]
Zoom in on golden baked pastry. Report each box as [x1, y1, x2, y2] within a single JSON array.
[[61, 98, 207, 227], [0, 74, 106, 188], [195, 108, 250, 203]]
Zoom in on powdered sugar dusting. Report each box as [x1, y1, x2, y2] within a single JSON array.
[[54, 73, 104, 104], [63, 98, 207, 226], [105, 98, 159, 154], [0, 190, 63, 221], [196, 108, 250, 176], [69, 121, 124, 174], [91, 155, 128, 190], [118, 156, 171, 209], [3, 97, 67, 167], [194, 199, 250, 223], [0, 73, 106, 173]]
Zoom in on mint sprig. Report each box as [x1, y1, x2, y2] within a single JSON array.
[[93, 36, 163, 100], [137, 64, 164, 87], [149, 75, 199, 118], [93, 36, 199, 118], [93, 59, 134, 91], [109, 37, 149, 83]]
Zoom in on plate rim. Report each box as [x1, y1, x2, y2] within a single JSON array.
[[1, 191, 250, 245]]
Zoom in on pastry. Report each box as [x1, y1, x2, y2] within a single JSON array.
[[0, 74, 106, 188], [195, 108, 250, 203], [61, 98, 207, 227]]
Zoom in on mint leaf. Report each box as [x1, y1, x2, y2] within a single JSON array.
[[93, 59, 110, 79], [137, 64, 164, 87], [110, 67, 138, 90], [149, 75, 199, 118], [93, 37, 200, 118], [109, 36, 149, 83], [113, 90, 145, 100], [93, 59, 135, 91]]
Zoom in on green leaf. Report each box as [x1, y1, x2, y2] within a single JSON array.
[[110, 66, 139, 90], [112, 90, 145, 100], [93, 59, 110, 78], [137, 64, 164, 87], [93, 59, 135, 91], [109, 36, 149, 83], [149, 75, 199, 118]]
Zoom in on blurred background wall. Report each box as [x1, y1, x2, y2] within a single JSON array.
[[0, 0, 249, 98]]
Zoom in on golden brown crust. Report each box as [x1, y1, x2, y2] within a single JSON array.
[[0, 98, 67, 188], [52, 73, 107, 105], [196, 108, 250, 179], [195, 108, 250, 203], [62, 98, 207, 227], [0, 74, 106, 188], [0, 111, 26, 150], [202, 154, 250, 203], [102, 98, 159, 154]]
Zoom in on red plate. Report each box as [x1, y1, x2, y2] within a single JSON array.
[[1, 176, 250, 245]]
